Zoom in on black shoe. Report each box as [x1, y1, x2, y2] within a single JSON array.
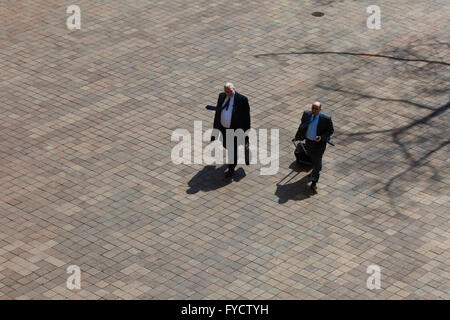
[[310, 182, 317, 192], [225, 169, 235, 179]]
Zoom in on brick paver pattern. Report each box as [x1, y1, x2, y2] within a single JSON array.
[[0, 0, 449, 299]]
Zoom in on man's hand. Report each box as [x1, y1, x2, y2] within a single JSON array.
[[315, 136, 321, 142]]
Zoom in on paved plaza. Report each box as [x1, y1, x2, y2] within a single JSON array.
[[0, 0, 449, 299]]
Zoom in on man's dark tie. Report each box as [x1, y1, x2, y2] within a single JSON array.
[[223, 98, 230, 110]]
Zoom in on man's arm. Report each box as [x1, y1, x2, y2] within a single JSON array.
[[213, 93, 223, 130], [211, 94, 223, 141], [293, 111, 307, 141], [320, 116, 334, 142], [242, 96, 250, 132]]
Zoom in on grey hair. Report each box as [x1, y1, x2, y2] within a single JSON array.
[[224, 82, 235, 90], [313, 101, 321, 107]]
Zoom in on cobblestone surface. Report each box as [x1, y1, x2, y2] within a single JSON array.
[[0, 0, 449, 299]]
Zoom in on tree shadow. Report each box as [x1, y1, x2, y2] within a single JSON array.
[[321, 87, 449, 168], [253, 39, 449, 284], [187, 165, 246, 194], [275, 161, 314, 204], [319, 86, 449, 214], [254, 50, 450, 66], [255, 41, 449, 213]]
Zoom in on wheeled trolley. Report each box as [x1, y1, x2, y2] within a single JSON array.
[[293, 140, 312, 166]]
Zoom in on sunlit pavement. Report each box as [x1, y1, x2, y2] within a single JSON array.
[[0, 0, 449, 299]]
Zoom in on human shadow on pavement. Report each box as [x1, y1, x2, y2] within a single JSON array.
[[275, 161, 314, 204], [232, 167, 246, 182], [187, 165, 243, 194]]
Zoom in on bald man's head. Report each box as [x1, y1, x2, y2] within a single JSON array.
[[311, 101, 321, 116]]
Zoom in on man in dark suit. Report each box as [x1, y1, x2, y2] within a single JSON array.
[[212, 82, 251, 178], [293, 101, 334, 191]]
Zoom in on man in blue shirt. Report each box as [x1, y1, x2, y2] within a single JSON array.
[[293, 102, 334, 191]]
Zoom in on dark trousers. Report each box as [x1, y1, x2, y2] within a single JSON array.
[[305, 139, 326, 182], [220, 127, 238, 171]]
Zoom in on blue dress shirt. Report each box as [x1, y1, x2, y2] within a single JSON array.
[[306, 113, 320, 140]]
